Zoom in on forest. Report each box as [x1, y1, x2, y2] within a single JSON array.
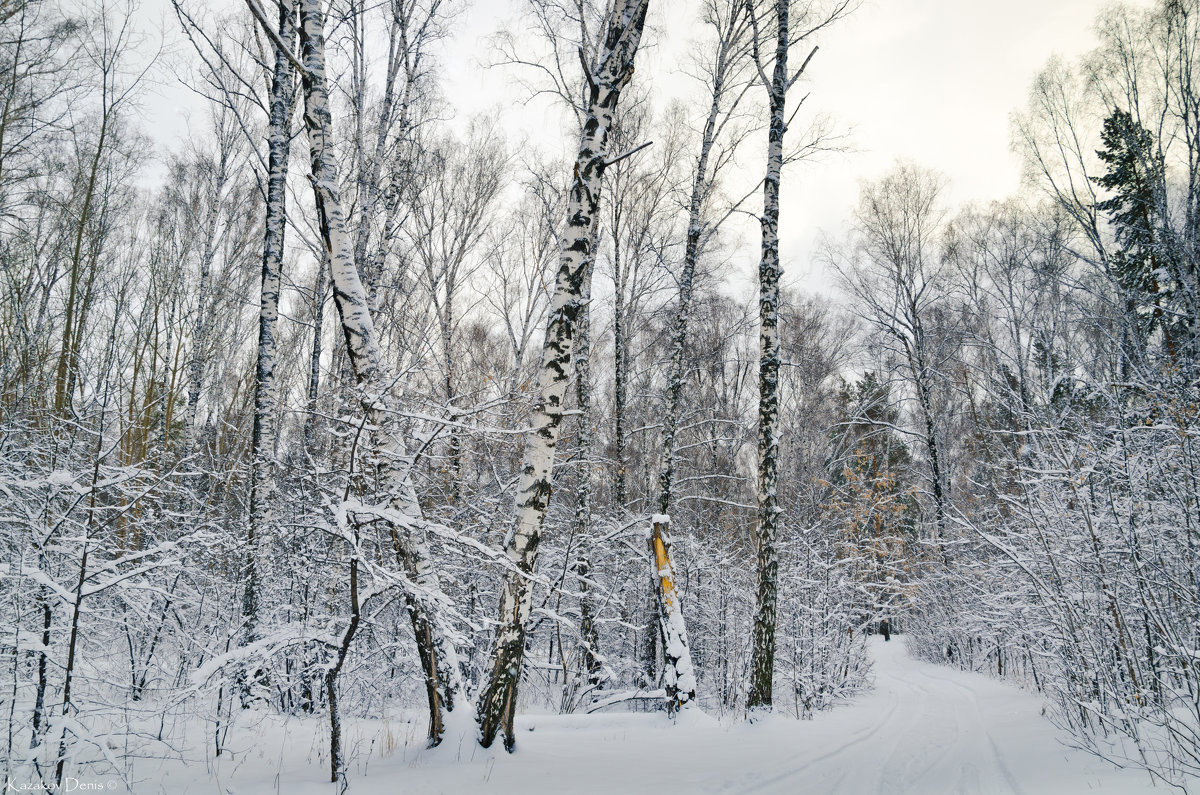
[[3, 0, 1200, 791]]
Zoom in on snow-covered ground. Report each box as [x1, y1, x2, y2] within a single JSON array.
[[139, 637, 1170, 794]]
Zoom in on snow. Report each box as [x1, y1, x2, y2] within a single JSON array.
[[129, 637, 1170, 794]]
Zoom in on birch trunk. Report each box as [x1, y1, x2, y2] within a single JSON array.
[[612, 234, 628, 510], [747, 0, 790, 712], [573, 256, 602, 694], [304, 257, 326, 447], [295, 0, 464, 745], [649, 517, 696, 714], [244, 0, 295, 669], [475, 0, 651, 751]]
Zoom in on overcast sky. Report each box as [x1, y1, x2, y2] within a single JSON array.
[[433, 0, 1146, 295], [148, 0, 1145, 294]]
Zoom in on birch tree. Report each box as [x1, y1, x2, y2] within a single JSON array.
[[475, 0, 651, 751], [745, 0, 853, 712], [245, 0, 296, 686], [283, 0, 467, 764]]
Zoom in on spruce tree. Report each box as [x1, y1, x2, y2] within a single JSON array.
[[1093, 108, 1169, 357]]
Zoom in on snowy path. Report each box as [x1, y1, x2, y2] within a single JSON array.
[[721, 637, 1153, 795], [147, 637, 1168, 794]]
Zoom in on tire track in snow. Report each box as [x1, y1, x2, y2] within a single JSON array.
[[741, 640, 1028, 795], [907, 662, 1024, 794], [874, 664, 969, 794], [736, 685, 904, 793]]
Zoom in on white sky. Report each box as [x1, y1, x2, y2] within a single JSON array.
[[147, 0, 1146, 294], [436, 0, 1145, 295]]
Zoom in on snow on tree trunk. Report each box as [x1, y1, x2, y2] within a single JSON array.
[[649, 517, 696, 714], [475, 0, 651, 751], [747, 0, 791, 713], [573, 253, 602, 694], [244, 0, 295, 667], [648, 1, 748, 715], [612, 239, 628, 511], [295, 0, 465, 747]]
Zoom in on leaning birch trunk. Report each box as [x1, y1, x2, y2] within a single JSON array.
[[244, 0, 295, 677], [294, 0, 465, 747], [747, 0, 792, 712], [475, 0, 651, 751]]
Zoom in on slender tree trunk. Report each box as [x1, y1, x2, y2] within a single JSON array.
[[54, 446, 103, 787], [183, 165, 224, 449], [915, 370, 948, 545], [747, 0, 790, 712], [295, 0, 464, 744], [573, 256, 601, 692], [244, 0, 296, 682], [326, 525, 360, 784], [30, 582, 50, 750], [305, 258, 326, 447], [475, 0, 651, 751], [442, 294, 462, 504], [54, 539, 88, 788], [612, 237, 628, 510], [647, 3, 745, 713]]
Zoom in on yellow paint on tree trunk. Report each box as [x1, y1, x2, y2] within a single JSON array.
[[652, 522, 676, 608]]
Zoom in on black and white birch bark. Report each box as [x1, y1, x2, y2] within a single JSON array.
[[475, 0, 651, 751], [293, 0, 465, 747], [572, 251, 602, 699], [746, 0, 815, 713], [244, 0, 296, 666], [744, 0, 850, 711]]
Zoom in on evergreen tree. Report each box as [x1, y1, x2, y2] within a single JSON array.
[[1093, 108, 1171, 356]]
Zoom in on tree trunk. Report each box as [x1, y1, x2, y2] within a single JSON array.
[[326, 525, 360, 784], [304, 257, 326, 448], [747, 0, 791, 713], [475, 0, 651, 751], [612, 235, 628, 510], [648, 0, 747, 714], [573, 255, 602, 694], [295, 0, 464, 745], [650, 517, 697, 714], [244, 0, 295, 684]]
